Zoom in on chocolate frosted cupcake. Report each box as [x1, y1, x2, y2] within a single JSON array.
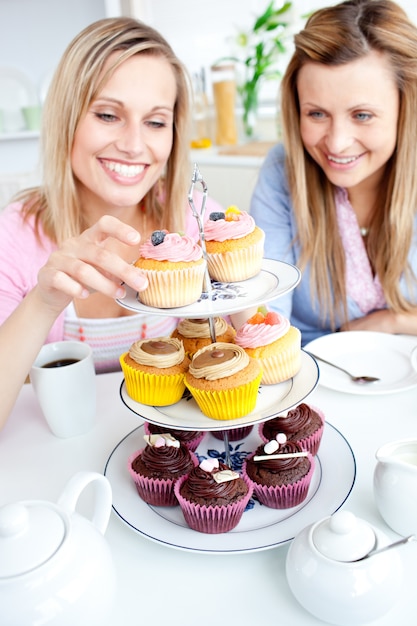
[[259, 403, 324, 456], [174, 458, 253, 533], [128, 433, 198, 506], [184, 342, 262, 420], [171, 317, 236, 358], [243, 435, 315, 509], [144, 421, 205, 453], [120, 337, 190, 406], [211, 425, 254, 442]]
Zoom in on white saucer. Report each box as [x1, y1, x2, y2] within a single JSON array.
[[305, 332, 417, 395]]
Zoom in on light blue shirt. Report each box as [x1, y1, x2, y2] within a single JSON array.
[[250, 143, 417, 346]]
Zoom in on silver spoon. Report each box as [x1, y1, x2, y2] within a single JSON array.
[[353, 535, 415, 562], [307, 352, 380, 384]]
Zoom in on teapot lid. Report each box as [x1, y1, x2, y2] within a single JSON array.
[[312, 510, 375, 562], [0, 501, 66, 577]]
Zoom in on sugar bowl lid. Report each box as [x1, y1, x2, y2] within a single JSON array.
[[312, 510, 376, 562], [0, 501, 66, 577]]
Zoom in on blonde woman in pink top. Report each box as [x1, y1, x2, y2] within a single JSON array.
[[0, 18, 221, 429]]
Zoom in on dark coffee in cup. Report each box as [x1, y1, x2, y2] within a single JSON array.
[[42, 358, 80, 368]]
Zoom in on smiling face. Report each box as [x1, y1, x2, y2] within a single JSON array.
[[297, 50, 400, 196], [71, 52, 176, 218]]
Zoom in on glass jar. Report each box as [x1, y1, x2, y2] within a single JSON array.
[[210, 64, 238, 146]]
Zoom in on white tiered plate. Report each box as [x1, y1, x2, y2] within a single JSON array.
[[120, 350, 319, 432], [104, 422, 355, 554], [116, 258, 300, 318]]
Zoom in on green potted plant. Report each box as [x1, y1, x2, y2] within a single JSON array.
[[219, 1, 293, 139]]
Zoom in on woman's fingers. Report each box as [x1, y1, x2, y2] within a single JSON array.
[[85, 214, 141, 246], [39, 215, 149, 306]]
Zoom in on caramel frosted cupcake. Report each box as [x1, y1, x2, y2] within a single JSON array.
[[243, 435, 315, 509], [184, 342, 262, 420], [128, 433, 198, 506], [234, 310, 301, 384], [171, 316, 236, 358], [134, 230, 206, 308], [259, 403, 325, 456], [120, 337, 190, 406], [144, 421, 205, 453], [174, 458, 253, 533], [204, 206, 265, 282]]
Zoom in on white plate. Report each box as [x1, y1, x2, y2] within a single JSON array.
[[120, 350, 319, 431], [305, 332, 417, 395], [116, 259, 300, 318], [0, 67, 38, 132], [104, 422, 356, 554]]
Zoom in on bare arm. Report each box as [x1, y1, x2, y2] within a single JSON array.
[[340, 308, 417, 335], [0, 215, 148, 430]]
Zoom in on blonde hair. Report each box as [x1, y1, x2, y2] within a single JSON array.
[[281, 0, 417, 327], [18, 17, 191, 243]]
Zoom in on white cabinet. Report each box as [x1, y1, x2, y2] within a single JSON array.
[[190, 150, 264, 213]]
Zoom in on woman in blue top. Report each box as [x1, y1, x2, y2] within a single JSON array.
[[250, 0, 417, 346]]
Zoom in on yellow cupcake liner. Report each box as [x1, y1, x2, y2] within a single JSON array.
[[185, 370, 263, 420], [138, 263, 206, 308], [120, 354, 186, 406], [207, 236, 264, 282]]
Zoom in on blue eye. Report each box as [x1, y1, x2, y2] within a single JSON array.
[[146, 120, 167, 129], [355, 112, 372, 121], [95, 112, 117, 122], [308, 111, 325, 120]]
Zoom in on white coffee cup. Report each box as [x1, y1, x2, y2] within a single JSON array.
[[30, 341, 97, 438]]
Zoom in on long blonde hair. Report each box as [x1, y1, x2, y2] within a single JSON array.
[[18, 17, 191, 243], [281, 0, 417, 327]]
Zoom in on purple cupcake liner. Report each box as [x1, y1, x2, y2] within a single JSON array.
[[143, 422, 206, 453], [259, 405, 325, 456], [242, 452, 315, 509], [128, 448, 198, 507], [174, 472, 253, 534]]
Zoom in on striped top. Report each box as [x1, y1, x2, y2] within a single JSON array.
[[63, 302, 178, 373]]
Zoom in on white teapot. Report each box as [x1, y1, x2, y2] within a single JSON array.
[[0, 471, 116, 626], [374, 437, 417, 536], [286, 510, 403, 625]]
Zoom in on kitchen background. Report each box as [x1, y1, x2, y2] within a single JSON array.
[[1, 0, 416, 210]]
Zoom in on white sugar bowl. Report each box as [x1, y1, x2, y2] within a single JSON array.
[[0, 471, 116, 626], [286, 510, 403, 625]]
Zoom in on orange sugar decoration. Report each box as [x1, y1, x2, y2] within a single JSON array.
[[247, 312, 266, 324]]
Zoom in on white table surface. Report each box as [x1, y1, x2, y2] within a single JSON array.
[[2, 342, 417, 626]]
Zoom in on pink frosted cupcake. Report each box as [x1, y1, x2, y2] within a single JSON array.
[[242, 435, 314, 509], [134, 230, 206, 308], [174, 458, 253, 534], [259, 403, 325, 456], [144, 421, 206, 453], [204, 206, 265, 282], [128, 433, 198, 506], [234, 310, 301, 384]]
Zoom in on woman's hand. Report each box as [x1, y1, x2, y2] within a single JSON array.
[[340, 308, 417, 335], [37, 215, 148, 315]]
